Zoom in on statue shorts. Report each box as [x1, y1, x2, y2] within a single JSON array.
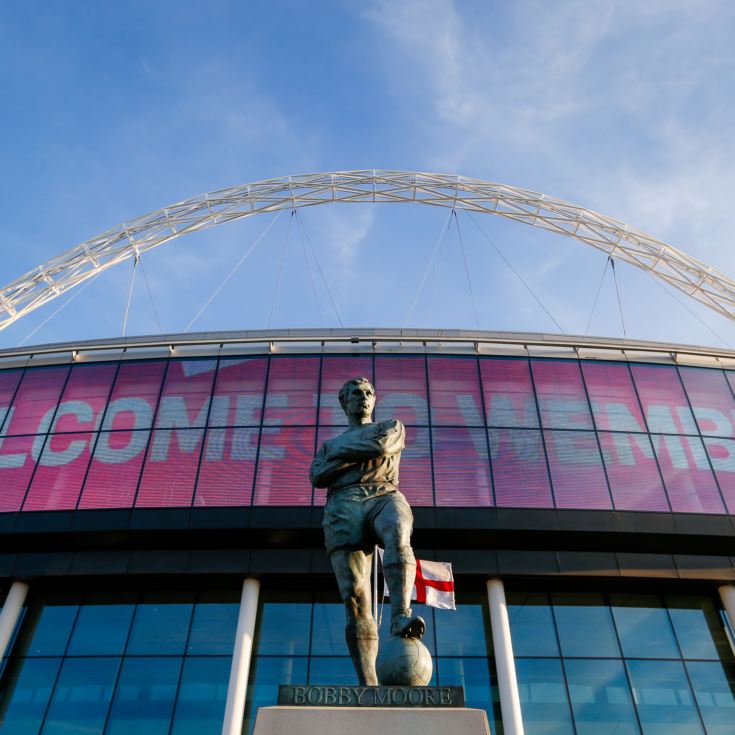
[[323, 485, 414, 556]]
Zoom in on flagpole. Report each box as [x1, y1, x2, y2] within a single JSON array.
[[372, 544, 379, 624]]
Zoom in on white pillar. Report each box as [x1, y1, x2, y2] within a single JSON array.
[[487, 578, 524, 735], [0, 581, 29, 660], [719, 584, 735, 635], [222, 578, 260, 735]]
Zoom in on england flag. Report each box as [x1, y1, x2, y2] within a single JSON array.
[[379, 550, 456, 610]]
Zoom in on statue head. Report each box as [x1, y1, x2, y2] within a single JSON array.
[[339, 377, 376, 422]]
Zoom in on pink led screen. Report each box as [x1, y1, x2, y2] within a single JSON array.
[[0, 353, 734, 514]]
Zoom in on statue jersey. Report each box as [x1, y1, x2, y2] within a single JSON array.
[[310, 419, 406, 497]]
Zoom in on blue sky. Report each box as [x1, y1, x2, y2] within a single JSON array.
[[2, 0, 735, 349]]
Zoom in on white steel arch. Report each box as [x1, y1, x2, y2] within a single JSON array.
[[3, 170, 735, 331]]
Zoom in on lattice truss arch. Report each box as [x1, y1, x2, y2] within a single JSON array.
[[3, 170, 734, 331]]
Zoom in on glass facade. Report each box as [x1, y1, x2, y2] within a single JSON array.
[[0, 353, 734, 514]]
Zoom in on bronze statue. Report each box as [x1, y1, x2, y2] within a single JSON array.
[[310, 377, 425, 685]]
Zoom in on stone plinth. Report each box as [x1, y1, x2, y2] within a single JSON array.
[[253, 706, 492, 735]]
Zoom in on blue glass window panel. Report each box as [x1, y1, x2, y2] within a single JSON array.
[[14, 601, 78, 657], [66, 603, 135, 656], [105, 657, 181, 735], [515, 658, 575, 735], [686, 661, 735, 735], [610, 595, 680, 660], [507, 593, 559, 657], [435, 603, 486, 657], [127, 596, 193, 655], [244, 657, 308, 735], [187, 594, 239, 655], [41, 657, 120, 735], [665, 596, 734, 662], [437, 658, 494, 724], [170, 657, 231, 735], [307, 657, 357, 685], [564, 659, 640, 735], [552, 593, 620, 658], [255, 600, 310, 656], [626, 659, 704, 735], [310, 601, 345, 656], [0, 657, 61, 735]]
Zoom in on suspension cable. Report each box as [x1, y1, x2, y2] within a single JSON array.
[[465, 211, 566, 334], [453, 210, 480, 329], [425, 216, 450, 326], [185, 212, 283, 331], [268, 211, 294, 329], [584, 256, 611, 335], [295, 212, 324, 327], [122, 254, 139, 337], [138, 256, 164, 334], [610, 258, 627, 338], [404, 209, 453, 327], [295, 210, 344, 328]]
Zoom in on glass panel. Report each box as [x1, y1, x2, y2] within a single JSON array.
[[374, 356, 428, 425], [0, 435, 44, 512], [435, 601, 487, 657], [532, 359, 593, 430], [489, 428, 553, 508], [194, 427, 257, 506], [41, 657, 119, 735], [398, 426, 433, 507], [102, 361, 166, 431], [515, 658, 575, 735], [311, 425, 342, 506], [652, 434, 725, 513], [544, 430, 611, 509], [686, 661, 735, 735], [564, 659, 639, 735], [170, 657, 231, 735], [23, 432, 93, 511], [255, 598, 311, 656], [432, 427, 492, 506], [307, 657, 356, 685], [105, 657, 181, 735], [67, 601, 135, 656], [552, 593, 620, 658], [53, 363, 117, 433], [78, 430, 149, 509], [0, 657, 61, 735], [480, 357, 539, 428], [243, 657, 308, 735], [703, 436, 735, 514], [666, 596, 734, 661], [581, 361, 646, 432], [626, 659, 704, 735], [127, 594, 193, 655], [610, 595, 680, 659], [136, 428, 203, 507], [598, 432, 669, 511], [209, 357, 267, 428], [507, 593, 559, 657], [678, 367, 735, 438], [0, 369, 23, 435], [428, 357, 483, 427], [263, 357, 319, 426], [629, 364, 697, 435], [187, 593, 239, 655], [252, 427, 315, 505], [1, 366, 69, 437], [14, 596, 78, 656], [319, 357, 373, 426], [437, 658, 497, 729], [311, 599, 345, 656], [154, 359, 217, 430]]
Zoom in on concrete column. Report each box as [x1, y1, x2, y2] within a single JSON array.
[[222, 578, 260, 735], [719, 584, 735, 636], [486, 578, 524, 735], [0, 581, 29, 660]]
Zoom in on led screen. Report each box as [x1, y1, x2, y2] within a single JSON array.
[[0, 353, 732, 514]]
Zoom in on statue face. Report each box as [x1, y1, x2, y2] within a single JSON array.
[[343, 381, 376, 421]]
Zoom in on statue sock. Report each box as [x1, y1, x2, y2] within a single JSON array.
[[383, 560, 425, 638], [345, 621, 379, 685]]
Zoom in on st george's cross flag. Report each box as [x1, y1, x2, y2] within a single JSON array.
[[378, 549, 456, 610]]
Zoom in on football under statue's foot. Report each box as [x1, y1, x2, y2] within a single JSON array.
[[391, 612, 426, 638]]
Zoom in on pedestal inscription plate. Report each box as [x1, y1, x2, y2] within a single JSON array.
[[278, 684, 465, 708]]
